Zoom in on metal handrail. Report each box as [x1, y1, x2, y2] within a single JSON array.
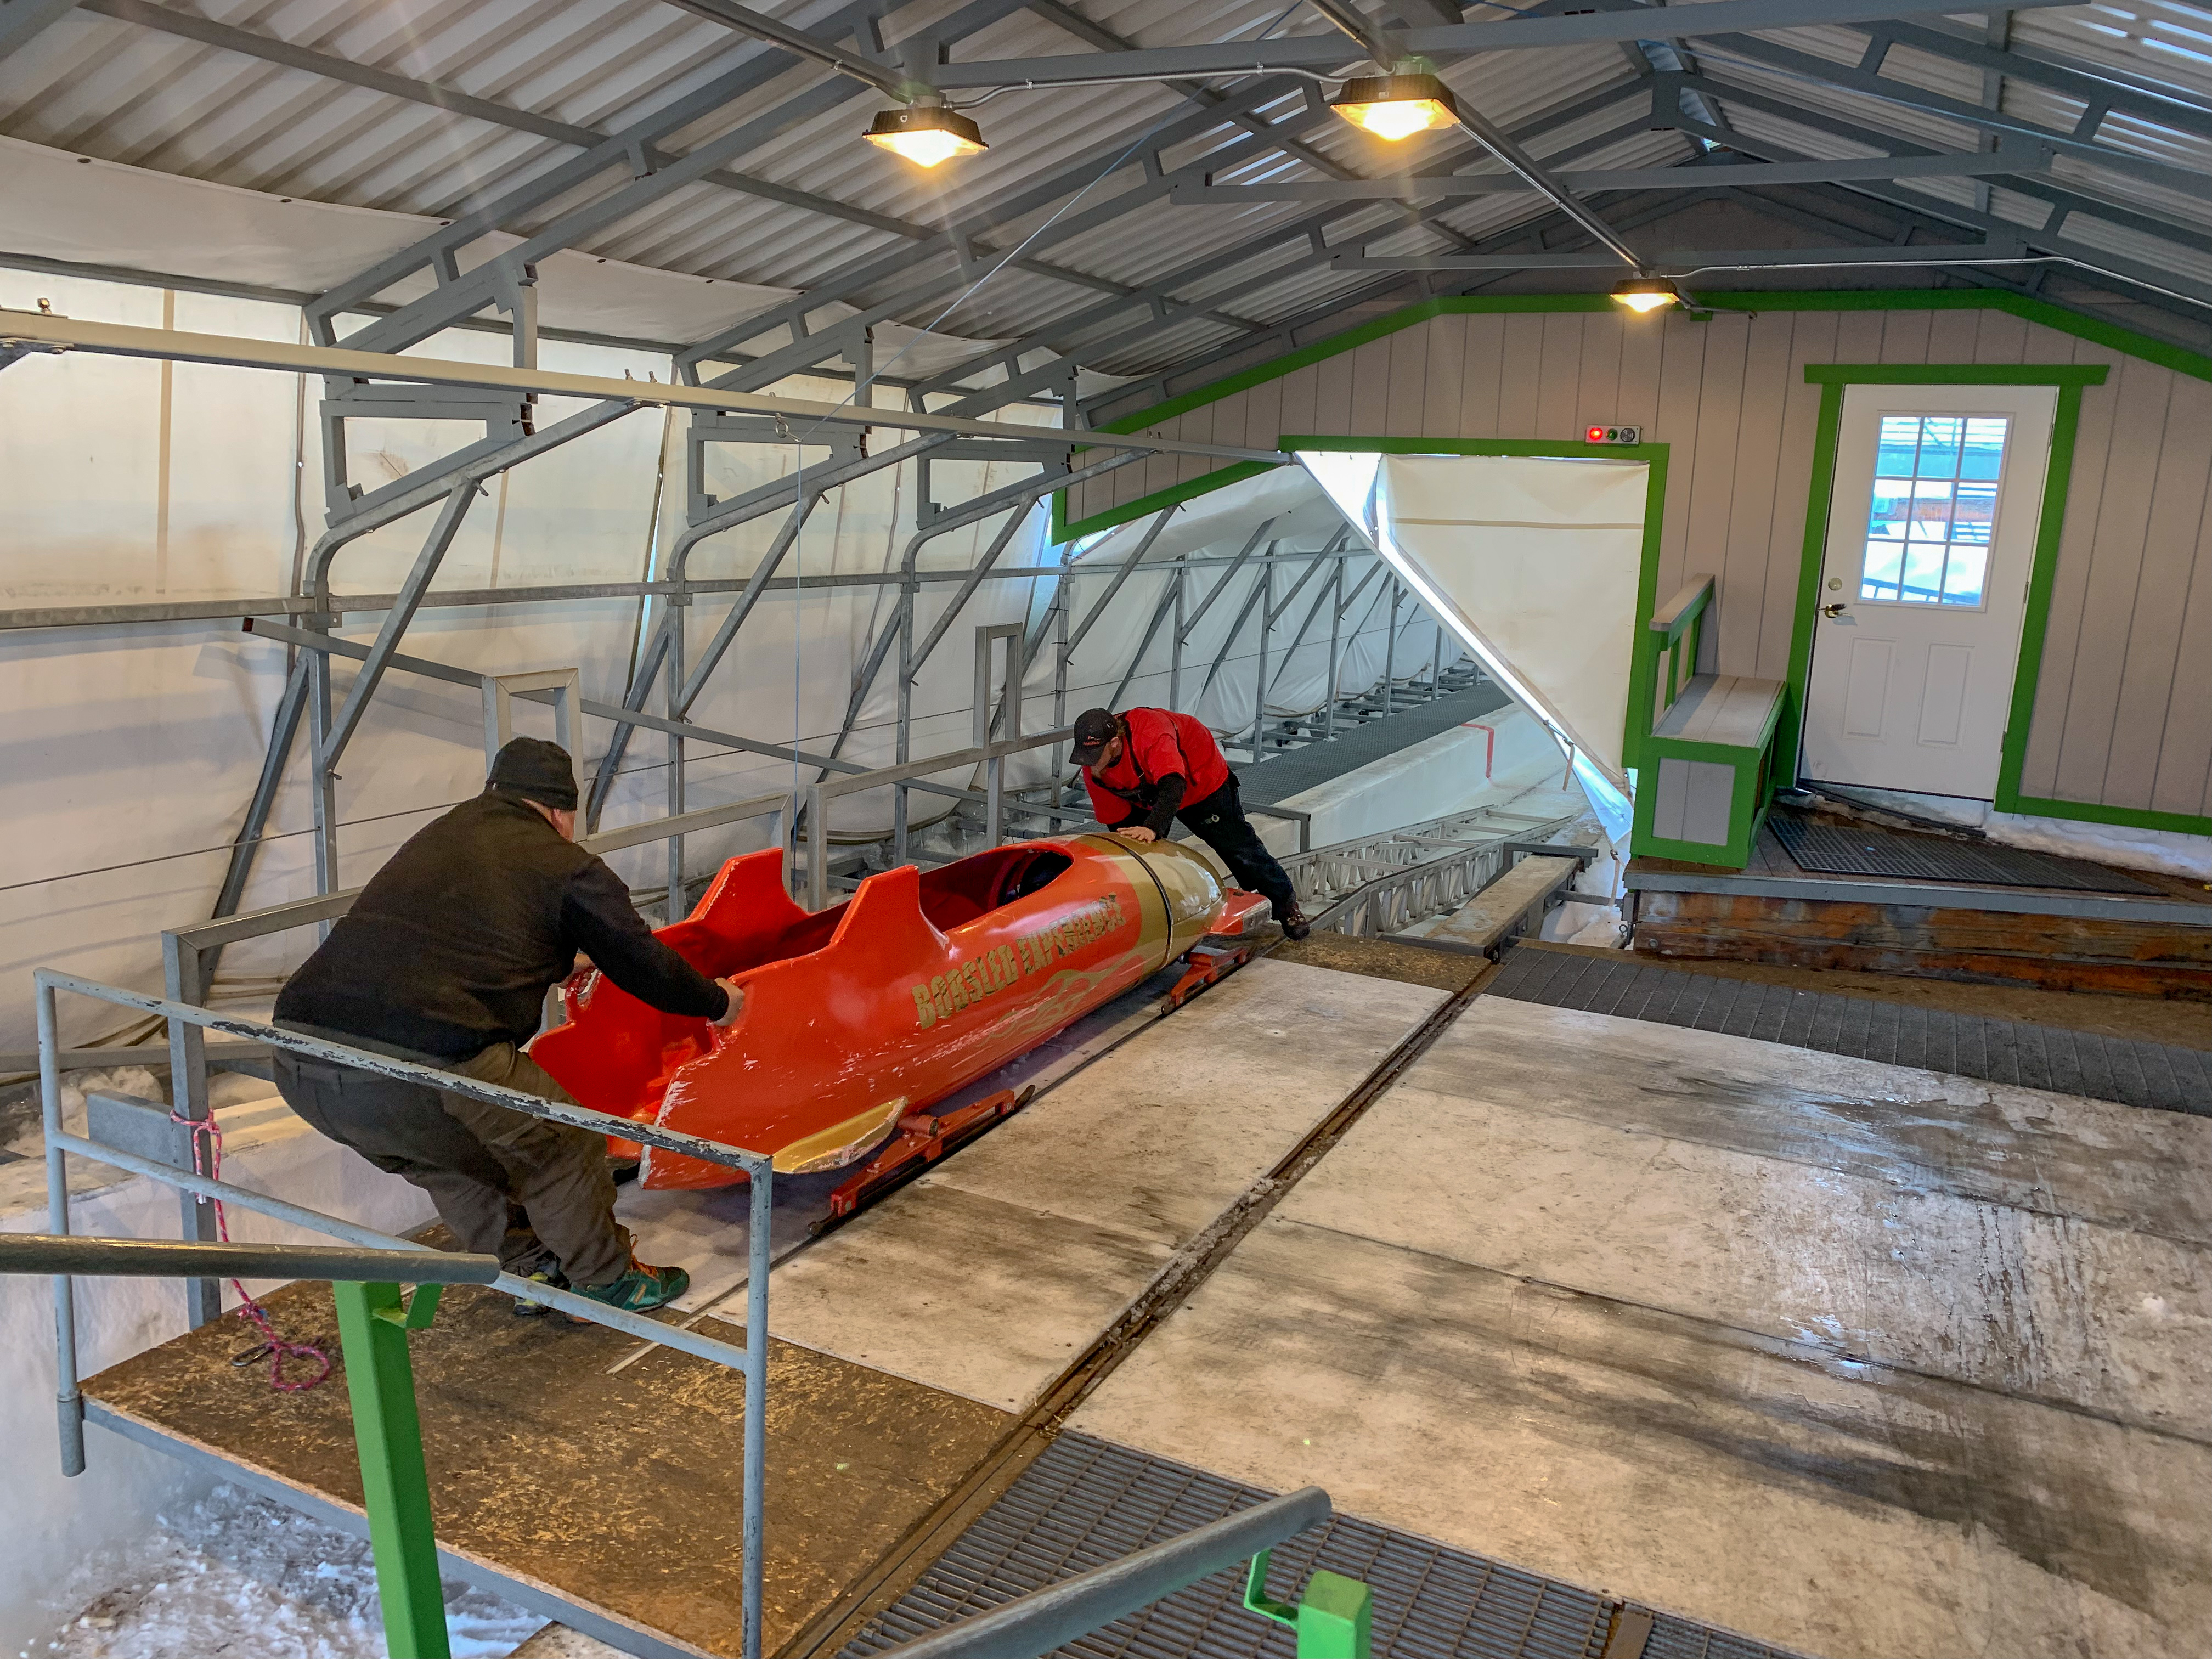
[[0, 1234, 500, 1283], [34, 967, 776, 1659], [1, 1233, 498, 1659], [873, 1488, 1334, 1659]]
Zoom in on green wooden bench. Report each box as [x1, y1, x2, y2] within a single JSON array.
[[1630, 574, 1786, 870]]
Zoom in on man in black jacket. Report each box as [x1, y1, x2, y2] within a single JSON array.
[[271, 738, 740, 1315]]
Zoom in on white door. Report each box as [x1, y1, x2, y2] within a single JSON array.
[[1802, 383, 2055, 798]]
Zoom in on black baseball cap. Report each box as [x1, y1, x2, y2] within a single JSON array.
[[487, 736, 579, 811], [1069, 708, 1120, 769]]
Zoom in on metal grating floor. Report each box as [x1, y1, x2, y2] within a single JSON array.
[[1767, 814, 2164, 896], [1488, 947, 2212, 1116], [1237, 683, 1511, 809], [841, 1433, 1797, 1659]]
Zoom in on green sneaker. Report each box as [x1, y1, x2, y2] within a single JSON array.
[[570, 1259, 690, 1314]]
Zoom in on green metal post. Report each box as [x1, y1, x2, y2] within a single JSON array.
[[332, 1280, 452, 1659], [1245, 1550, 1373, 1659]]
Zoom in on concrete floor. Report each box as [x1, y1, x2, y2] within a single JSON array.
[[1070, 994, 2212, 1659], [765, 958, 1446, 1410], [76, 947, 2212, 1659]]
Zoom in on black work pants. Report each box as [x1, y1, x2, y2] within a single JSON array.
[[1176, 774, 1300, 917], [272, 1039, 634, 1287]]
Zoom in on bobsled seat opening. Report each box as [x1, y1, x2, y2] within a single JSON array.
[[916, 843, 1074, 930]]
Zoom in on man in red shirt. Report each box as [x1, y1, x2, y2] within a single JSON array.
[[1069, 706, 1310, 939]]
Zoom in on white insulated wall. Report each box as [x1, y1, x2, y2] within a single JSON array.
[[0, 271, 1449, 1053]]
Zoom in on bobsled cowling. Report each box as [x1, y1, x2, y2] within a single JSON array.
[[531, 834, 1264, 1189]]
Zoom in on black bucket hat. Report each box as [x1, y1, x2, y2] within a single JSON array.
[[487, 737, 579, 811]]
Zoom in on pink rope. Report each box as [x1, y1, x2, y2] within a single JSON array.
[[171, 1105, 332, 1392]]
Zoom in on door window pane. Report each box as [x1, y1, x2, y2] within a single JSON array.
[[1940, 545, 1988, 605], [1858, 413, 2010, 607], [1862, 540, 1905, 600]]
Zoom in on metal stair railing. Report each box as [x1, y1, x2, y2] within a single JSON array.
[[0, 1232, 500, 1659]]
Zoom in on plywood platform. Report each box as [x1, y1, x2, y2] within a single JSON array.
[[84, 1281, 1011, 1659]]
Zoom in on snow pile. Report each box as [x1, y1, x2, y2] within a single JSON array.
[[1, 1065, 167, 1162], [25, 1486, 544, 1659]]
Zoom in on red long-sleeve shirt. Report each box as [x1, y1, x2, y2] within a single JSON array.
[[1080, 708, 1232, 831]]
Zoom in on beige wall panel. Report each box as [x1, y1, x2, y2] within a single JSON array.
[[2021, 337, 2125, 796], [1206, 391, 1249, 452], [1925, 307, 1981, 361], [1349, 340, 1392, 436], [1314, 347, 1357, 437], [2108, 371, 2212, 809], [2156, 512, 2212, 816], [1718, 312, 1796, 676], [1652, 315, 1710, 603], [1758, 311, 1839, 682], [1615, 311, 1666, 432], [1683, 316, 1751, 670], [1972, 308, 2030, 363], [1498, 316, 1544, 434], [1153, 454, 1185, 494], [1385, 326, 1429, 438], [1533, 313, 1585, 440], [1833, 311, 1886, 361], [1457, 312, 1505, 437], [1070, 302, 2212, 820], [1241, 375, 1283, 450], [1423, 314, 1466, 438], [1278, 362, 1321, 437], [2051, 352, 2172, 803], [1576, 313, 1625, 431], [1878, 308, 1934, 362]]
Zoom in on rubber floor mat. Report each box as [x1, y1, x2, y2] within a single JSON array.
[[1768, 814, 2164, 895], [842, 1431, 1798, 1659], [1487, 946, 2212, 1117]]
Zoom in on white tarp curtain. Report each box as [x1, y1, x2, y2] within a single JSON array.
[[1299, 449, 1643, 840], [0, 267, 1052, 1048]]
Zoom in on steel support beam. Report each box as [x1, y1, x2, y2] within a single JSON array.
[[74, 0, 1144, 316], [0, 310, 1284, 465], [1684, 26, 2212, 200], [1334, 240, 2033, 272], [922, 0, 2080, 87], [1177, 145, 2052, 201], [1656, 82, 2212, 310]]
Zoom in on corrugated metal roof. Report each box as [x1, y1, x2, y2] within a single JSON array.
[[7, 0, 2212, 381]]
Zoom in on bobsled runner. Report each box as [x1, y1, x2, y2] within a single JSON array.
[[532, 834, 1271, 1192]]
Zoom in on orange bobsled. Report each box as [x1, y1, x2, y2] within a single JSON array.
[[531, 835, 1271, 1190]]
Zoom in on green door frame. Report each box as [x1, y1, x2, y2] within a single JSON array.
[[1781, 363, 2108, 804], [1283, 435, 1671, 772]]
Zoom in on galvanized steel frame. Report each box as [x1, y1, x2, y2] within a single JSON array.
[[35, 963, 779, 1659]]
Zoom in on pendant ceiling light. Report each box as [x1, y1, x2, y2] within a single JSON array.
[[1328, 71, 1459, 142], [1610, 278, 1679, 314], [864, 103, 987, 167]]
